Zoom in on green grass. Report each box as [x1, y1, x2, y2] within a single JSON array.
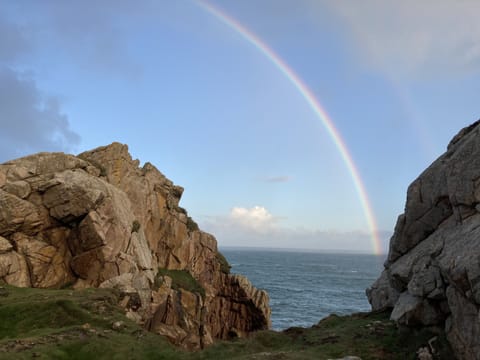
[[194, 311, 454, 360], [154, 268, 205, 298], [0, 287, 114, 340], [0, 285, 181, 359], [0, 286, 454, 360]]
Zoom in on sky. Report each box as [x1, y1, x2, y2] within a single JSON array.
[[1, 0, 480, 254]]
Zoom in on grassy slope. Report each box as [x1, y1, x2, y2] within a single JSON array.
[[0, 286, 454, 360]]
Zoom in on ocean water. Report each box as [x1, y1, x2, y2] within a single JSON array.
[[221, 248, 385, 331]]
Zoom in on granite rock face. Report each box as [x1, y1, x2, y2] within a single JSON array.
[[367, 120, 480, 359], [0, 143, 270, 349]]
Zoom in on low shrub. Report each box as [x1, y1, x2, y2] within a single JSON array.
[[216, 252, 231, 274], [186, 216, 199, 232], [131, 220, 141, 233]]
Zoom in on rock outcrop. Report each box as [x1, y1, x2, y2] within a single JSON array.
[[0, 143, 270, 349], [367, 120, 480, 359]]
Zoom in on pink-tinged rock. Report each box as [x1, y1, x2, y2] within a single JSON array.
[[0, 143, 271, 349], [0, 189, 43, 236], [0, 250, 30, 287], [0, 236, 13, 254]]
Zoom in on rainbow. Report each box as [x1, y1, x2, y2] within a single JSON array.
[[194, 0, 382, 255]]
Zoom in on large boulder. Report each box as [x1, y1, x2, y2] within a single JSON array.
[[367, 120, 480, 359], [0, 143, 270, 349]]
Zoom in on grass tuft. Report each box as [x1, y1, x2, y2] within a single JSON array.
[[154, 268, 205, 299]]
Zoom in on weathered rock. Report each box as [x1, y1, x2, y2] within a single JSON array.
[[0, 171, 6, 188], [2, 152, 89, 178], [365, 270, 399, 310], [202, 274, 272, 340], [3, 180, 31, 199], [417, 347, 433, 360], [0, 144, 270, 349], [407, 266, 444, 299], [0, 189, 44, 236], [390, 292, 443, 326], [0, 236, 13, 253], [149, 286, 206, 348], [445, 285, 480, 359], [0, 251, 30, 287], [13, 232, 75, 288], [42, 170, 106, 222], [368, 121, 480, 360]]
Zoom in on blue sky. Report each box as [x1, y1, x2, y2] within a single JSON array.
[[1, 0, 479, 253]]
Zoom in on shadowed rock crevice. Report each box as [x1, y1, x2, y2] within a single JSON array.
[[0, 143, 270, 349], [368, 120, 480, 360]]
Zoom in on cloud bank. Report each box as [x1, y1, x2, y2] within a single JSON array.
[[0, 14, 80, 162], [0, 68, 80, 161], [201, 205, 391, 254]]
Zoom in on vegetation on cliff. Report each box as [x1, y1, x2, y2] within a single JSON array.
[[154, 268, 206, 298], [0, 284, 454, 359], [215, 251, 231, 274]]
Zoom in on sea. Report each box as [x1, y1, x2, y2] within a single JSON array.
[[221, 248, 386, 331]]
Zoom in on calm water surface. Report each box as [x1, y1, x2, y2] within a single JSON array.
[[221, 248, 385, 330]]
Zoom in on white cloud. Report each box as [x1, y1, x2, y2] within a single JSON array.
[[200, 205, 391, 254], [323, 0, 480, 78], [230, 206, 276, 231]]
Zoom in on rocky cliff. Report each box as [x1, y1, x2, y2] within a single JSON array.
[[0, 143, 270, 349], [367, 121, 480, 359]]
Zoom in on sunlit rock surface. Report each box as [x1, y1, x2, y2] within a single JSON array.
[[0, 143, 270, 349]]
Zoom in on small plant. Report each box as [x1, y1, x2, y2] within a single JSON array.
[[172, 186, 183, 198], [59, 281, 76, 290], [186, 216, 199, 232], [216, 252, 231, 274], [173, 205, 199, 232], [176, 206, 187, 215], [98, 165, 107, 177], [131, 220, 141, 233]]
